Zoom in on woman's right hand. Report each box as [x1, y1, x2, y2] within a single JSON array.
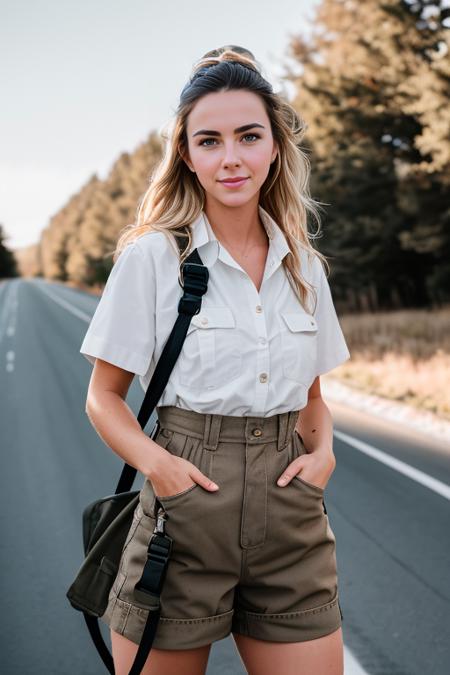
[[148, 453, 219, 499]]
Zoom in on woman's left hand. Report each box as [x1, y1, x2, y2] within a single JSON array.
[[277, 448, 336, 490]]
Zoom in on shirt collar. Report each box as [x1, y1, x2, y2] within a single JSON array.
[[189, 204, 291, 269]]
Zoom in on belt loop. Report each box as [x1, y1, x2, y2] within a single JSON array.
[[290, 409, 300, 436], [277, 412, 290, 452], [202, 413, 221, 451]]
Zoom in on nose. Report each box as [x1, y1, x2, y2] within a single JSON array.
[[221, 141, 242, 167]]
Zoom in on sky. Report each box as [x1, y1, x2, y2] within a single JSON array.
[[1, 0, 320, 250]]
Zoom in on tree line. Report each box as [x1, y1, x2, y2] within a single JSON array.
[[9, 0, 450, 312]]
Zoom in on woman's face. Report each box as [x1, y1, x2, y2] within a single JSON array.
[[182, 89, 278, 208]]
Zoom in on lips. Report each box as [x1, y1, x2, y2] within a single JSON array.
[[219, 177, 249, 188], [219, 177, 248, 183]]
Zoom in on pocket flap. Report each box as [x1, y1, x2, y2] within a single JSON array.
[[281, 312, 317, 332], [189, 307, 236, 330]]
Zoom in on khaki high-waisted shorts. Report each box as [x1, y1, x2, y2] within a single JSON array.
[[102, 405, 343, 649]]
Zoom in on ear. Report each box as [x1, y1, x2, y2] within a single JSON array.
[[271, 141, 279, 164], [178, 143, 196, 172]]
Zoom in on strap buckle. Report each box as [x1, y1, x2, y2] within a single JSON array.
[[133, 530, 173, 607], [178, 263, 209, 316], [178, 262, 209, 291]]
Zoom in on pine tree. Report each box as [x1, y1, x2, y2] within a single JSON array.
[[0, 225, 19, 279], [284, 0, 450, 309]]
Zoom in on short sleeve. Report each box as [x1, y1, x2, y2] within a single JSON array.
[[312, 257, 350, 377], [80, 240, 156, 376]]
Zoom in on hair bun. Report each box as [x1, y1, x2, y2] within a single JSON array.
[[201, 45, 256, 61], [191, 45, 260, 80]]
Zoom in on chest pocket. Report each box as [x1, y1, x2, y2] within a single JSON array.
[[177, 306, 242, 390], [279, 311, 318, 386]]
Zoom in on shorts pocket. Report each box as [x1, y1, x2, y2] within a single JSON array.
[[177, 306, 242, 390], [291, 430, 324, 495], [280, 311, 318, 386], [293, 473, 325, 495], [156, 482, 200, 503], [150, 434, 211, 503]]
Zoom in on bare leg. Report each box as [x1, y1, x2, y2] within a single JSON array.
[[232, 626, 343, 675], [110, 629, 212, 675]]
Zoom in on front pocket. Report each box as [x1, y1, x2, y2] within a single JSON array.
[[292, 473, 324, 494], [156, 482, 199, 503], [149, 434, 212, 505], [177, 306, 242, 389], [279, 311, 318, 386], [290, 430, 324, 495]]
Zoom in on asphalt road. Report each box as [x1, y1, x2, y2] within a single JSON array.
[[1, 277, 449, 674]]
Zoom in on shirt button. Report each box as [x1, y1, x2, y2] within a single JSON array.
[[259, 337, 267, 345], [255, 305, 262, 313], [252, 428, 262, 437], [259, 372, 268, 383], [200, 317, 208, 325]]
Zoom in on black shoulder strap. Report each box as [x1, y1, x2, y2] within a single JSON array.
[[84, 227, 209, 675], [115, 226, 208, 495]]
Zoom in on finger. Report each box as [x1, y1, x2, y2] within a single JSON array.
[[191, 468, 219, 491], [277, 461, 303, 486]]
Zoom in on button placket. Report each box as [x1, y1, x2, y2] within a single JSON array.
[[243, 283, 270, 414]]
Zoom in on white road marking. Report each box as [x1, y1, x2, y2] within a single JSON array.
[[1, 283, 18, 372], [0, 284, 15, 344], [334, 429, 450, 500], [344, 646, 370, 674], [36, 284, 92, 322], [322, 377, 450, 445]]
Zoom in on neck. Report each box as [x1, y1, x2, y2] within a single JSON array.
[[204, 198, 268, 247]]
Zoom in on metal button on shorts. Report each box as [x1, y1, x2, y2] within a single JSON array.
[[101, 405, 343, 649]]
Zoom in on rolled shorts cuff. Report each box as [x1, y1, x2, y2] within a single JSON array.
[[231, 593, 342, 643], [102, 595, 235, 650]]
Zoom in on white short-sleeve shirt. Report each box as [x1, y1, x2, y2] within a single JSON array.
[[80, 204, 350, 416]]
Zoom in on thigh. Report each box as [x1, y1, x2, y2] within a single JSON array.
[[232, 626, 343, 675], [111, 628, 212, 675]]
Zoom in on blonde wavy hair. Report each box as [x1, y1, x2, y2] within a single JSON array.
[[114, 45, 329, 313]]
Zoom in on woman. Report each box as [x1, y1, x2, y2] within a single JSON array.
[[81, 46, 350, 675]]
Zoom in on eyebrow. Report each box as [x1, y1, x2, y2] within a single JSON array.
[[192, 123, 266, 137]]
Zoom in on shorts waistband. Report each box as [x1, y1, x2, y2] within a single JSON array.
[[155, 406, 300, 452]]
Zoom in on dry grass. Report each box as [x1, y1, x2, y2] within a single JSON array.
[[332, 307, 450, 421]]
